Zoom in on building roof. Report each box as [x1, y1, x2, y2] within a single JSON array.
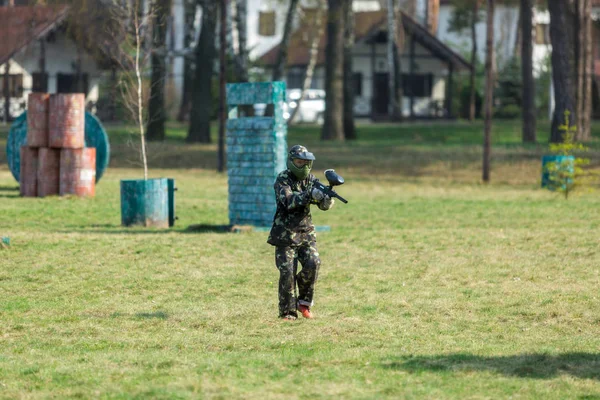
[[258, 10, 472, 71], [0, 5, 70, 66]]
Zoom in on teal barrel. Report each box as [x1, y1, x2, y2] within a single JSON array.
[[167, 178, 177, 227], [120, 178, 169, 228], [541, 155, 575, 188], [6, 111, 110, 183]]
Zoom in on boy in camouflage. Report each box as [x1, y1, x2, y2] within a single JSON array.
[[267, 145, 335, 320]]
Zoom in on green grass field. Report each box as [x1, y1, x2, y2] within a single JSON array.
[[1, 120, 600, 399]]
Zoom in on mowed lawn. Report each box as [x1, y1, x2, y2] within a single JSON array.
[[1, 119, 600, 399]]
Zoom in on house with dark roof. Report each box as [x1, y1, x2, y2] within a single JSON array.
[[257, 9, 472, 120], [0, 4, 109, 120]]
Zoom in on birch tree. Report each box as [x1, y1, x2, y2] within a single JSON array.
[[448, 0, 481, 121], [272, 0, 300, 82], [288, 0, 326, 125]]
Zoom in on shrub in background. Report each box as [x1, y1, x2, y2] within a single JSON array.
[[543, 111, 597, 199]]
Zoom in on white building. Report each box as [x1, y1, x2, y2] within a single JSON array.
[[0, 5, 105, 120], [257, 6, 471, 119]]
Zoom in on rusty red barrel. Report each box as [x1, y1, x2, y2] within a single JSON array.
[[60, 148, 96, 197], [20, 146, 38, 197], [49, 93, 85, 148], [37, 148, 60, 197], [27, 93, 50, 147]]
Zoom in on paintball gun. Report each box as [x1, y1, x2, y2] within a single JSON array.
[[313, 169, 348, 204]]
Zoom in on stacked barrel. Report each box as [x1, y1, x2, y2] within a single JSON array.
[[20, 93, 95, 198]]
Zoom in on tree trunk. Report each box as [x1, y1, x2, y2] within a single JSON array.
[[548, 0, 576, 143], [234, 0, 249, 82], [272, 0, 300, 82], [520, 0, 536, 142], [226, 0, 235, 63], [177, 0, 198, 122], [288, 0, 325, 125], [468, 0, 478, 121], [343, 0, 356, 139], [514, 3, 521, 58], [394, 2, 404, 120], [187, 0, 218, 143], [109, 68, 118, 121], [402, 0, 417, 19], [426, 0, 439, 35], [218, 0, 227, 172], [582, 0, 592, 141], [386, 0, 401, 119], [322, 0, 345, 140], [3, 59, 9, 124], [483, 0, 494, 183], [146, 0, 172, 142], [575, 0, 592, 141]]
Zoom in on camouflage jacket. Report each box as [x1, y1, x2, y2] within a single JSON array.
[[267, 170, 331, 247]]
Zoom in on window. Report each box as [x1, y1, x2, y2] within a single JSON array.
[[32, 72, 48, 93], [353, 72, 363, 96], [402, 74, 433, 97], [0, 74, 24, 97], [286, 70, 304, 89], [258, 11, 276, 37], [535, 23, 550, 45], [57, 73, 89, 95]]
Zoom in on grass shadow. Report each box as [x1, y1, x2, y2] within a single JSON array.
[[54, 224, 239, 235], [58, 228, 178, 235], [184, 224, 239, 234], [109, 311, 169, 320], [381, 353, 600, 380], [135, 311, 169, 320]]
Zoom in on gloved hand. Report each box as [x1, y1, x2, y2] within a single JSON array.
[[321, 195, 335, 209], [311, 187, 325, 202]]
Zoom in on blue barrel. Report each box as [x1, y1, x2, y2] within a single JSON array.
[[6, 111, 110, 183], [541, 155, 575, 189], [120, 178, 169, 228]]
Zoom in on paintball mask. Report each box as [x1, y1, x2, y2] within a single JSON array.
[[287, 145, 315, 180]]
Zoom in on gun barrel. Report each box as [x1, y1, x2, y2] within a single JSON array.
[[333, 193, 348, 204]]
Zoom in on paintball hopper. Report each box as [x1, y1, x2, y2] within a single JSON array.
[[325, 169, 344, 187], [314, 169, 348, 204]]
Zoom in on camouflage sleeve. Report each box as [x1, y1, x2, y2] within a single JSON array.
[[274, 180, 312, 210]]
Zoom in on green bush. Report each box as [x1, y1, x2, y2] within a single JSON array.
[[494, 103, 521, 119], [544, 110, 596, 199]]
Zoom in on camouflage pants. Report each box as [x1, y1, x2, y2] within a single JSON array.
[[275, 242, 321, 318]]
